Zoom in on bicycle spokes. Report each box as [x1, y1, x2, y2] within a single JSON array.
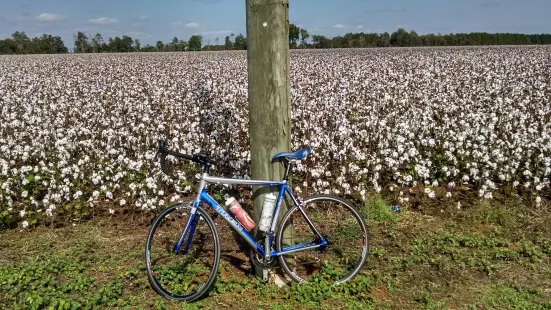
[[278, 195, 369, 283], [146, 205, 219, 300]]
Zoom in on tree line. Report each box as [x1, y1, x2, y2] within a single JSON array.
[[0, 31, 68, 54], [1, 25, 551, 55]]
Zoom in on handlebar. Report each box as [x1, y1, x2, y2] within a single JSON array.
[[154, 139, 218, 175]]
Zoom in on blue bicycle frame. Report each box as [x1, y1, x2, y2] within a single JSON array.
[[173, 173, 327, 259]]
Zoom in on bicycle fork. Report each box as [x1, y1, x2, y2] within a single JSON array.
[[174, 204, 201, 254]]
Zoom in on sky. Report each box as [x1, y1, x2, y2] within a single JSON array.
[[0, 0, 550, 49]]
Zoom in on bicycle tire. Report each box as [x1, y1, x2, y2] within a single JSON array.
[[145, 202, 220, 302], [276, 194, 369, 284]]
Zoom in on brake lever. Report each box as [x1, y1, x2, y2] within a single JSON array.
[[160, 153, 172, 175], [154, 139, 166, 162], [153, 142, 161, 162]]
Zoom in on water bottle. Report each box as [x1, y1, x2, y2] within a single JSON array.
[[258, 193, 277, 232], [225, 197, 255, 231]]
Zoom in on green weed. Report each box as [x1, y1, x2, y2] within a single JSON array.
[[362, 194, 397, 223], [0, 257, 126, 309], [462, 200, 520, 230], [415, 294, 450, 310], [478, 284, 551, 310]]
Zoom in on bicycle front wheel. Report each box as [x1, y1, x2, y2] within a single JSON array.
[[145, 203, 220, 302], [276, 195, 369, 284]]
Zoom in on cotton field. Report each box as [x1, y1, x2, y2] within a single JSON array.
[[1, 46, 550, 226]]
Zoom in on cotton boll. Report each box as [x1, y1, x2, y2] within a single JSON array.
[[2, 47, 550, 226]]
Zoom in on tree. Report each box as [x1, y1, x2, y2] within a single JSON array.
[[188, 35, 202, 51], [11, 31, 29, 42], [156, 41, 164, 51], [299, 28, 309, 47], [225, 36, 233, 49], [378, 32, 391, 47], [134, 39, 141, 51], [234, 33, 247, 50], [289, 23, 300, 48], [12, 31, 31, 54], [0, 39, 15, 54], [45, 34, 68, 53], [29, 34, 68, 54], [109, 37, 120, 52], [331, 36, 344, 48], [91, 33, 104, 53], [390, 28, 409, 47], [169, 37, 180, 51], [178, 39, 188, 51], [100, 42, 109, 52], [107, 36, 133, 52], [409, 30, 419, 46], [312, 35, 330, 48], [216, 37, 219, 45], [74, 31, 91, 53], [141, 44, 156, 52], [121, 35, 134, 52], [74, 31, 92, 53]]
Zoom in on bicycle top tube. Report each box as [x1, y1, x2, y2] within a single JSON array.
[[201, 173, 287, 187]]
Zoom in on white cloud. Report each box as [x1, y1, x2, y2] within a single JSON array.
[[334, 24, 348, 29], [171, 29, 234, 37], [126, 31, 152, 38], [185, 22, 200, 28], [35, 13, 64, 22], [138, 15, 149, 21], [171, 21, 201, 28], [88, 17, 119, 25], [356, 25, 364, 29]]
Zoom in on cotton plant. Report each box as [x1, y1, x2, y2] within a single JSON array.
[[0, 46, 550, 225]]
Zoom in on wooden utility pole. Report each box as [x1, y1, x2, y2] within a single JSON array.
[[246, 0, 291, 280]]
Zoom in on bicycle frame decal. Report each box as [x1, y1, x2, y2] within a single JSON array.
[[200, 189, 265, 255], [174, 173, 327, 258]]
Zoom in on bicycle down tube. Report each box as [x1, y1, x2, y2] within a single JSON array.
[[173, 173, 327, 258]]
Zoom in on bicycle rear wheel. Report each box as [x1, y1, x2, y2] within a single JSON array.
[[276, 195, 369, 284], [145, 203, 220, 302]]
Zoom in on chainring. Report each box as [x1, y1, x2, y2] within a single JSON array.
[[249, 249, 277, 268]]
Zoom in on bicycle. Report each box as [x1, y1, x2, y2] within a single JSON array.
[[145, 139, 369, 302]]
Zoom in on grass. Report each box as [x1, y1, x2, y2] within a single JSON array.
[[362, 193, 398, 224], [1, 194, 550, 309]]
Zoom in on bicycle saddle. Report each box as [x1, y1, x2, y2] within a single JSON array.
[[272, 148, 312, 161]]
